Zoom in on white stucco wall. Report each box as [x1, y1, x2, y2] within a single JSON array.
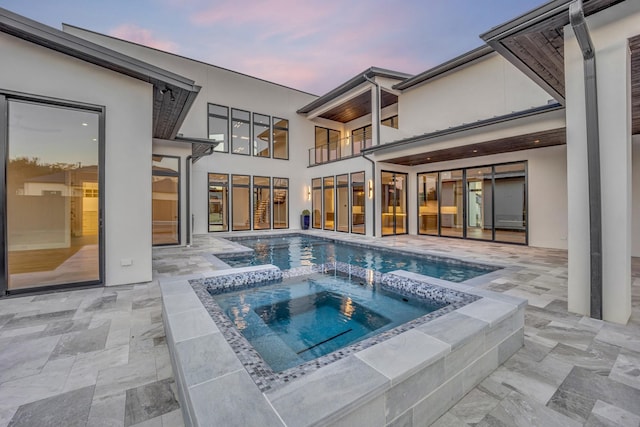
[[0, 33, 154, 286], [398, 53, 554, 137]]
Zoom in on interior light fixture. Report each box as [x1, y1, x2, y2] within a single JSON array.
[[368, 179, 373, 199]]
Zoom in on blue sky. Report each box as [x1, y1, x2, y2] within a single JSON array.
[[0, 0, 547, 94]]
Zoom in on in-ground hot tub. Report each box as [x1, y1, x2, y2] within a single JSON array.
[[161, 261, 526, 426]]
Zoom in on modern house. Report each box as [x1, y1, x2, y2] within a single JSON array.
[[0, 0, 638, 325]]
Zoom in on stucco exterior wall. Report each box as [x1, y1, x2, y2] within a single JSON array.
[[0, 33, 154, 286]]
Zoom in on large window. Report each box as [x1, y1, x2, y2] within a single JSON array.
[[231, 109, 251, 155], [336, 174, 349, 232], [417, 162, 527, 244], [2, 96, 103, 292], [273, 118, 289, 160], [273, 177, 289, 229], [253, 113, 270, 158], [232, 175, 251, 230], [152, 155, 180, 245], [351, 172, 365, 234], [253, 176, 271, 229], [381, 171, 407, 236], [208, 173, 228, 231], [352, 125, 372, 156], [312, 178, 322, 229], [418, 172, 438, 235], [315, 126, 340, 164], [208, 104, 229, 152], [381, 115, 399, 129]]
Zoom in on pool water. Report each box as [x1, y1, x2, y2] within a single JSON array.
[[213, 273, 445, 372], [224, 235, 496, 282]]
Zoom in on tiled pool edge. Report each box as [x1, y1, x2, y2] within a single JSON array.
[[160, 270, 526, 427]]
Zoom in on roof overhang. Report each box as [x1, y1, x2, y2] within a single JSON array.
[[297, 67, 411, 120], [480, 0, 624, 105], [0, 7, 200, 140], [364, 103, 565, 166]]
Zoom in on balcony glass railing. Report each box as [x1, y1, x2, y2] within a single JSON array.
[[309, 132, 373, 166]]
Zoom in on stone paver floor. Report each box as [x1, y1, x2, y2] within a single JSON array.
[[0, 230, 638, 426]]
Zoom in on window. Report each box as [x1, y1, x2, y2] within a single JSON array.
[[208, 173, 229, 231], [314, 126, 340, 164], [273, 178, 289, 229], [253, 113, 270, 158], [381, 171, 407, 236], [323, 176, 335, 230], [208, 104, 229, 152], [312, 178, 322, 229], [352, 125, 372, 155], [417, 162, 527, 244], [231, 109, 251, 155], [381, 115, 399, 129], [351, 172, 365, 234], [336, 174, 349, 232], [2, 96, 103, 291], [253, 176, 271, 229], [273, 118, 289, 160], [232, 175, 251, 230], [152, 155, 180, 245]]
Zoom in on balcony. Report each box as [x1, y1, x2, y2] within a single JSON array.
[[308, 132, 374, 166]]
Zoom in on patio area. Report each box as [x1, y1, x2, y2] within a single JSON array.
[[0, 232, 638, 426]]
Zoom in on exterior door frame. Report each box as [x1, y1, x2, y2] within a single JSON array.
[[0, 91, 105, 296]]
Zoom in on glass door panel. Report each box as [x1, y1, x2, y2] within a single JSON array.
[[381, 171, 407, 236], [336, 174, 349, 232], [208, 173, 228, 232], [418, 173, 438, 235], [7, 100, 101, 290], [323, 176, 335, 230], [494, 163, 527, 244], [466, 167, 492, 241], [439, 170, 464, 238], [351, 172, 365, 234]]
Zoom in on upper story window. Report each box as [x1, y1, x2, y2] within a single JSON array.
[[352, 125, 372, 156], [314, 126, 341, 164], [273, 118, 289, 160], [208, 104, 229, 152], [253, 113, 270, 158], [231, 108, 251, 155], [381, 115, 399, 129]]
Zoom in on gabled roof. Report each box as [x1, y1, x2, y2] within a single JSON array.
[[297, 67, 411, 115], [0, 7, 201, 140], [393, 45, 494, 91]]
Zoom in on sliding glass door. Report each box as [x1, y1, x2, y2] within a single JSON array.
[[381, 171, 407, 236], [2, 97, 103, 292]]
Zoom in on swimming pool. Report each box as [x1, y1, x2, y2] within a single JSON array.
[[213, 272, 446, 372], [222, 235, 498, 282]]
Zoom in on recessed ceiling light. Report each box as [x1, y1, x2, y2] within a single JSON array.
[[426, 157, 431, 160], [472, 149, 478, 153], [534, 139, 540, 144]]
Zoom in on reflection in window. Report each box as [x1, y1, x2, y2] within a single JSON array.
[[323, 176, 335, 230], [253, 176, 271, 229], [494, 163, 526, 244], [208, 173, 228, 231], [439, 170, 464, 238], [6, 99, 101, 290], [152, 155, 180, 245], [273, 118, 289, 160], [312, 178, 322, 229], [351, 172, 365, 234], [336, 174, 349, 232], [231, 109, 250, 155], [418, 172, 438, 235], [253, 113, 270, 158], [232, 175, 251, 230], [208, 104, 228, 152], [273, 178, 288, 229]]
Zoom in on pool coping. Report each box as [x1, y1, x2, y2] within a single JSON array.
[[160, 265, 527, 426]]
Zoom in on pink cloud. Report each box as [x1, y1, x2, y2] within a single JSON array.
[[109, 24, 179, 53]]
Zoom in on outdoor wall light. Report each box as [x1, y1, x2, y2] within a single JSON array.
[[160, 86, 175, 101], [368, 179, 373, 199], [307, 186, 311, 201]]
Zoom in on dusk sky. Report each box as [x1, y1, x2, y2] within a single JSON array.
[[1, 0, 547, 94]]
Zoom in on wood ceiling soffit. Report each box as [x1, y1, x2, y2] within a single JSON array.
[[630, 35, 640, 135], [318, 90, 398, 123], [382, 128, 566, 166]]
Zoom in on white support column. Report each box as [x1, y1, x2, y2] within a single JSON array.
[[597, 39, 632, 324]]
